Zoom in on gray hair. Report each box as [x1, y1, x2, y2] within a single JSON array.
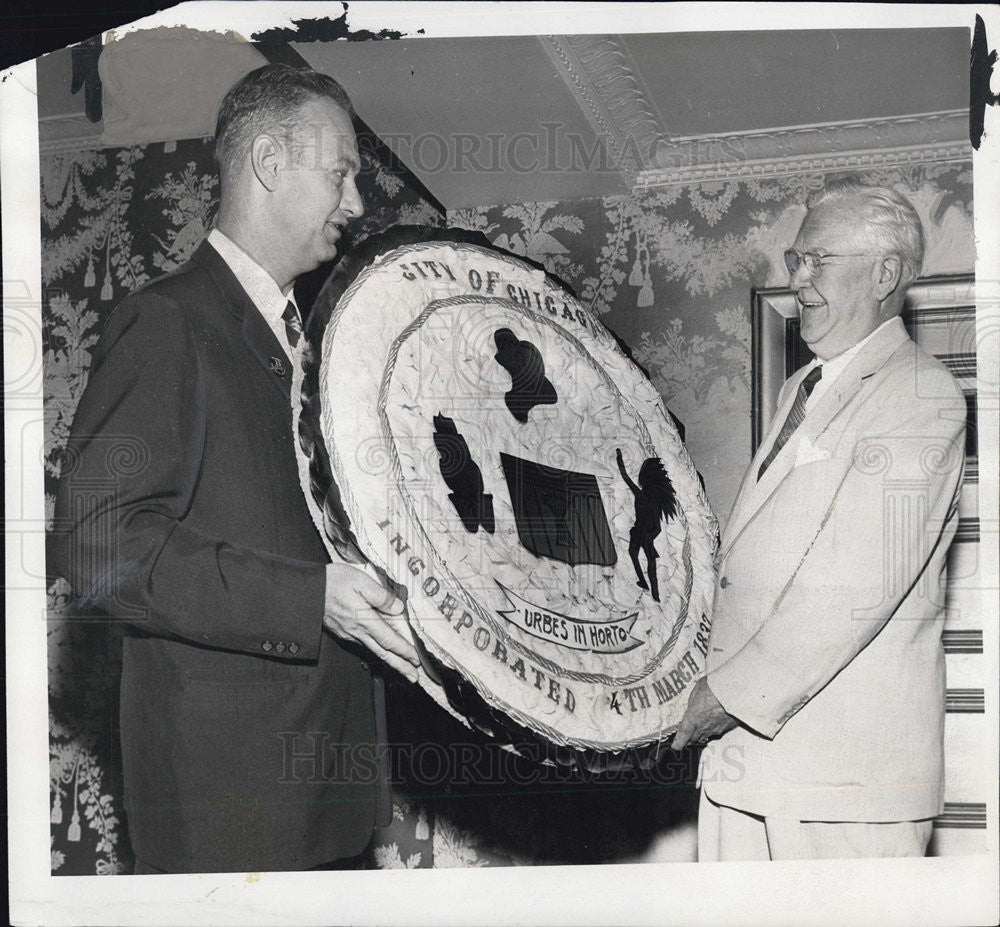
[[807, 177, 925, 291], [214, 64, 355, 182]]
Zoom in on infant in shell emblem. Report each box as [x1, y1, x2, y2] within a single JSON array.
[[293, 228, 718, 769]]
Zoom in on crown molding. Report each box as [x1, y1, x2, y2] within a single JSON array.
[[635, 110, 970, 188], [38, 114, 104, 155], [539, 34, 661, 180]]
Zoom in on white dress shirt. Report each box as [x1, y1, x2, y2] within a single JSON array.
[[207, 228, 300, 362], [803, 317, 896, 412]]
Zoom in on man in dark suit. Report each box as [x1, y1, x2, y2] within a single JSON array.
[[54, 64, 420, 873]]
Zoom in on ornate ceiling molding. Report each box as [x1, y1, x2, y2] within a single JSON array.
[[634, 110, 970, 189], [39, 115, 104, 154], [539, 34, 661, 179]]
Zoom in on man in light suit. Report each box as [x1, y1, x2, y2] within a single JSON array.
[[672, 179, 966, 859], [54, 65, 420, 872]]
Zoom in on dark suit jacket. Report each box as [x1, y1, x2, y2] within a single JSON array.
[[54, 240, 378, 872]]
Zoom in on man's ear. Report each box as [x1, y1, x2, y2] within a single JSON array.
[[250, 134, 282, 192], [875, 254, 903, 302]]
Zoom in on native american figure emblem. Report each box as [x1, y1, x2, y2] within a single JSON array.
[[616, 448, 678, 602]]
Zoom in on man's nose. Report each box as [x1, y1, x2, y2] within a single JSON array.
[[789, 257, 813, 290], [341, 178, 365, 221]]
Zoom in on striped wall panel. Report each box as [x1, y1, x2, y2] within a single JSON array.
[[934, 802, 988, 829]]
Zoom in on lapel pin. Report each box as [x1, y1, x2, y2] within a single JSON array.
[[269, 356, 286, 377]]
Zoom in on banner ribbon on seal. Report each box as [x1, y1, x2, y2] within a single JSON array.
[[495, 582, 643, 654]]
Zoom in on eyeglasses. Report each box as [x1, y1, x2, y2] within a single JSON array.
[[784, 249, 877, 279]]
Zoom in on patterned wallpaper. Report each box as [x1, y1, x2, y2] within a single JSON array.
[[448, 163, 975, 522], [44, 136, 976, 874]]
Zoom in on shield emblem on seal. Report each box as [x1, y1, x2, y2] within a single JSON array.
[[500, 452, 616, 568]]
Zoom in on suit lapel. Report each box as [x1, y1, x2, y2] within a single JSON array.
[[720, 378, 798, 549], [189, 239, 292, 400], [721, 317, 909, 557], [721, 371, 806, 552]]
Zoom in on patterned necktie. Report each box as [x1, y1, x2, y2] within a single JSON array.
[[281, 300, 302, 354], [757, 365, 823, 480]]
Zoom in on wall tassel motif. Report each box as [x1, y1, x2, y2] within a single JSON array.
[[415, 807, 430, 841], [67, 757, 82, 841], [628, 254, 644, 287], [100, 247, 113, 300], [67, 809, 82, 843], [84, 255, 95, 289], [638, 273, 654, 307], [50, 791, 63, 825], [630, 230, 653, 305], [100, 229, 114, 300]]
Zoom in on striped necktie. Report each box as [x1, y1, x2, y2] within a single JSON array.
[[757, 364, 823, 480], [281, 300, 302, 354]]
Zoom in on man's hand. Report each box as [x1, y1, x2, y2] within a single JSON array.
[[322, 563, 421, 683], [671, 676, 738, 751]]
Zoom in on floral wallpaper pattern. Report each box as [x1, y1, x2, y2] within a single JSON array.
[[44, 132, 975, 876], [448, 162, 975, 522]]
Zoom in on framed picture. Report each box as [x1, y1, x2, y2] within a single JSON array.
[[750, 273, 977, 485]]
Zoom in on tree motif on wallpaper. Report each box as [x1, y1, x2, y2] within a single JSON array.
[[490, 201, 584, 282], [149, 162, 219, 272], [712, 305, 752, 388], [450, 201, 584, 284], [371, 157, 406, 198], [366, 199, 443, 234], [447, 205, 497, 236], [579, 195, 636, 315], [44, 292, 101, 478], [632, 305, 750, 408], [432, 817, 491, 868], [430, 814, 536, 869], [373, 844, 424, 869], [648, 218, 759, 297], [351, 150, 444, 244]]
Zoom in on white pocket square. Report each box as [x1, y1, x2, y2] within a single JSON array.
[[794, 436, 831, 467]]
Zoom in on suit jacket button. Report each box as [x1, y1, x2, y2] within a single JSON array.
[[262, 641, 273, 652], [288, 642, 299, 655], [274, 641, 286, 653], [360, 660, 370, 671], [719, 576, 729, 589]]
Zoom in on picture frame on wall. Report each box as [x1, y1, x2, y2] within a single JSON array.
[[750, 273, 978, 484]]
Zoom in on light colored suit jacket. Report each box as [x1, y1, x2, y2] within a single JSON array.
[[700, 317, 965, 822]]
